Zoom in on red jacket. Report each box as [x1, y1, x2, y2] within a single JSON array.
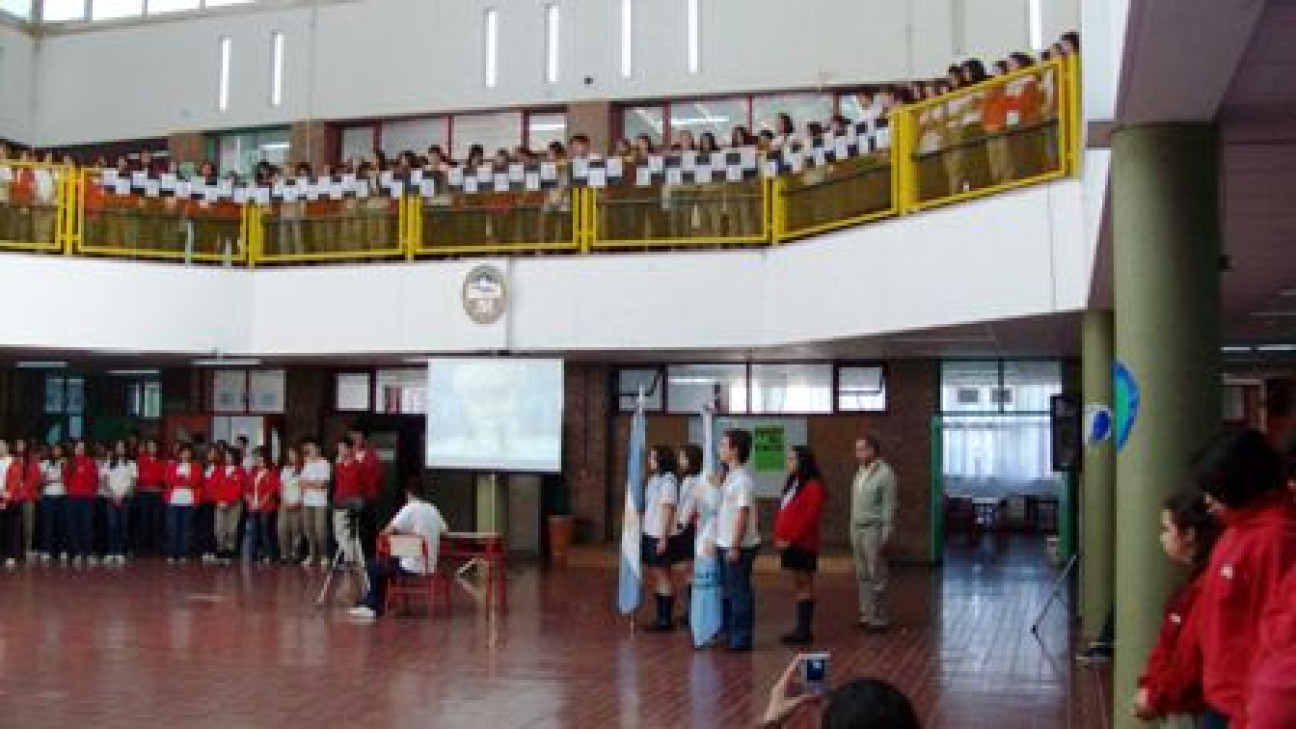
[[66, 455, 100, 499], [164, 461, 203, 505], [136, 453, 167, 492], [1250, 569, 1296, 729], [1200, 495, 1296, 723], [333, 456, 364, 503], [18, 459, 41, 502], [245, 467, 279, 512], [207, 465, 246, 506], [355, 446, 382, 500], [1138, 574, 1207, 717], [773, 477, 827, 553]]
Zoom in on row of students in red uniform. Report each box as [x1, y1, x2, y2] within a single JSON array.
[[1129, 429, 1296, 729]]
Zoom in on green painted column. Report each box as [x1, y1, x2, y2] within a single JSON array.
[[1080, 310, 1114, 639], [1111, 124, 1221, 729]]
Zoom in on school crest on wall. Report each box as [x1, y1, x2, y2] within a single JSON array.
[[462, 264, 508, 325]]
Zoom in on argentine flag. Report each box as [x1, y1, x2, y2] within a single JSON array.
[[690, 406, 724, 647], [617, 396, 647, 615]]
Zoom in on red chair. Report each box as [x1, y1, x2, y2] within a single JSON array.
[[380, 534, 451, 619]]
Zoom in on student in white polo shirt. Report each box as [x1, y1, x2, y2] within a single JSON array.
[[349, 480, 448, 621], [641, 445, 680, 633], [716, 428, 760, 652], [299, 439, 332, 569]]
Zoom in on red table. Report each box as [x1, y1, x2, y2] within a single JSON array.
[[440, 532, 507, 612]]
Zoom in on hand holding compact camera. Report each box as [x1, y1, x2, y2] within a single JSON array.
[[760, 652, 832, 728]]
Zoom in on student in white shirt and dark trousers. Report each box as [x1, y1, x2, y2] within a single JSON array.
[[101, 440, 137, 564], [641, 445, 680, 633], [717, 429, 760, 652], [349, 479, 448, 621]]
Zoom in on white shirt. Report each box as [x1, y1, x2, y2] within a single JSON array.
[[675, 474, 702, 534], [41, 461, 66, 497], [279, 466, 302, 507], [300, 458, 331, 507], [102, 461, 138, 499], [170, 462, 195, 506], [715, 467, 761, 550], [388, 499, 448, 575], [642, 473, 678, 539], [0, 456, 12, 498]]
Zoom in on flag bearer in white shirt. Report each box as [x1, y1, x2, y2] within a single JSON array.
[[717, 429, 761, 652], [641, 445, 680, 633]]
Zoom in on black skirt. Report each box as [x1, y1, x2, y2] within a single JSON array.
[[668, 524, 697, 564], [780, 544, 818, 573], [641, 533, 672, 567]]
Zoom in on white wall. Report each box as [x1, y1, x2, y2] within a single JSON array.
[[28, 0, 1078, 147], [0, 179, 1090, 357], [0, 22, 34, 142]]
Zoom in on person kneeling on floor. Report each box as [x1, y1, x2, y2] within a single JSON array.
[[348, 480, 448, 621]]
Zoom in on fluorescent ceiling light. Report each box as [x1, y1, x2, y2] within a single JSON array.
[[16, 361, 68, 369], [1256, 344, 1296, 353], [1220, 345, 1254, 354], [192, 357, 262, 367], [1250, 311, 1296, 318], [108, 369, 161, 376]]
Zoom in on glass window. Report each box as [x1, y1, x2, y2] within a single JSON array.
[[0, 0, 33, 21], [340, 125, 375, 167], [452, 111, 522, 158], [45, 376, 66, 414], [526, 112, 567, 151], [837, 365, 887, 412], [335, 373, 372, 412], [92, 0, 142, 21], [375, 369, 426, 415], [128, 380, 162, 419], [667, 364, 748, 414], [379, 117, 449, 158], [248, 370, 286, 413], [66, 377, 84, 414], [669, 97, 748, 143], [211, 370, 248, 413], [616, 368, 663, 412], [215, 128, 289, 177], [940, 361, 1001, 414], [751, 364, 832, 414], [622, 105, 665, 146], [752, 93, 834, 136], [148, 0, 199, 13], [1001, 360, 1062, 413], [42, 0, 86, 22]]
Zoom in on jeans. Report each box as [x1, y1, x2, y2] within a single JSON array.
[[242, 511, 276, 560], [1201, 709, 1229, 729], [41, 495, 68, 556], [719, 545, 758, 649], [361, 557, 414, 615], [165, 505, 193, 559], [105, 498, 130, 557], [68, 498, 96, 558]]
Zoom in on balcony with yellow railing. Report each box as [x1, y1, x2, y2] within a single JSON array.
[[6, 55, 1080, 267]]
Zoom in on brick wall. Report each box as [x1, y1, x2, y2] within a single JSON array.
[[563, 361, 613, 542], [599, 360, 940, 562]]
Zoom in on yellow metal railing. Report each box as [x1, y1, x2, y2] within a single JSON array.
[[894, 55, 1072, 213], [29, 56, 1079, 266], [0, 160, 70, 254]]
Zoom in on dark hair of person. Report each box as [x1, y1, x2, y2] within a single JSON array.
[[1163, 491, 1221, 574], [776, 113, 794, 137], [961, 58, 989, 85], [821, 677, 921, 729], [723, 429, 752, 464], [679, 444, 704, 478], [109, 440, 129, 469], [650, 445, 678, 477], [1193, 428, 1285, 509], [253, 446, 270, 463], [859, 432, 883, 456], [1061, 30, 1080, 52], [1010, 52, 1035, 69], [786, 445, 822, 486]]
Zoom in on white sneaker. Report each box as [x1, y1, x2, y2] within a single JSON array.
[[87, 556, 100, 566], [166, 557, 175, 565], [58, 553, 69, 562], [319, 557, 331, 568], [4, 559, 16, 569], [39, 553, 51, 563], [348, 606, 377, 620]]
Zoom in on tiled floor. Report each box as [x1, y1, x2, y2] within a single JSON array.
[[0, 538, 1109, 728]]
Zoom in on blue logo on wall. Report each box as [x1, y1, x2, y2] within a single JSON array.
[[1085, 404, 1113, 446], [1113, 361, 1140, 452]]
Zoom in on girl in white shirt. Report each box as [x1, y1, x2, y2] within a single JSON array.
[[299, 439, 333, 568], [39, 443, 69, 561], [641, 445, 680, 633], [277, 445, 305, 564], [101, 440, 137, 564]]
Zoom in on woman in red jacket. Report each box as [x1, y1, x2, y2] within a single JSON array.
[[1248, 568, 1296, 729], [66, 439, 101, 565], [135, 438, 168, 557], [1194, 429, 1296, 728], [243, 446, 280, 562], [15, 439, 42, 559], [211, 447, 247, 563], [773, 445, 827, 645], [1133, 491, 1221, 722]]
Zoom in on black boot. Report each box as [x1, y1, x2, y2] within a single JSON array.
[[677, 585, 691, 627], [780, 600, 814, 645], [645, 594, 675, 633]]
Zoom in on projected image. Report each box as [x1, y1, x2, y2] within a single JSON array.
[[426, 358, 564, 472]]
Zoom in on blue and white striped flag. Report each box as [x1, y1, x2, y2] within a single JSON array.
[[691, 405, 724, 647], [617, 395, 647, 615]]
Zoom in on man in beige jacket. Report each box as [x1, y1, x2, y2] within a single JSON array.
[[850, 433, 896, 631]]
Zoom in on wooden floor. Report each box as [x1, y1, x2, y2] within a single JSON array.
[[0, 537, 1110, 728]]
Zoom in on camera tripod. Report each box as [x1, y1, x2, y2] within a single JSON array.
[[315, 508, 371, 608]]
